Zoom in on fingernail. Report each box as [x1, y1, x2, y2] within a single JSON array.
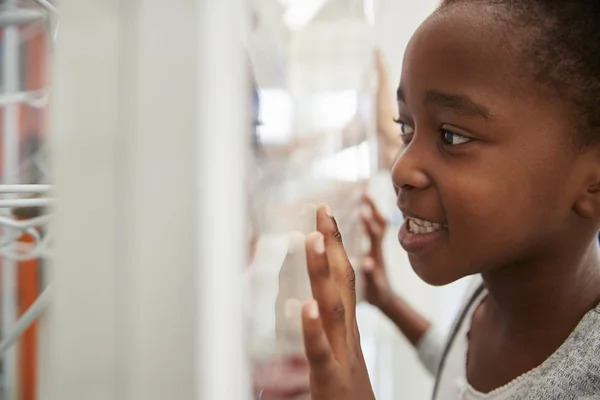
[[323, 203, 334, 218], [313, 233, 325, 254], [307, 300, 319, 319]]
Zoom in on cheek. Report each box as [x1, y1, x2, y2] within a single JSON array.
[[440, 154, 572, 265]]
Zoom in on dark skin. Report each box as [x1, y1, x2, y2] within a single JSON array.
[[301, 3, 600, 399], [395, 5, 600, 394]]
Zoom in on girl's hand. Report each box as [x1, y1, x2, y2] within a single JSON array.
[[360, 194, 394, 310], [301, 204, 376, 400]]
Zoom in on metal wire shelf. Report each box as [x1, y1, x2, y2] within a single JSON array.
[[0, 184, 52, 261], [0, 0, 57, 387]]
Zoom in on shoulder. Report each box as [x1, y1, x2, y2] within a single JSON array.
[[512, 304, 600, 399]]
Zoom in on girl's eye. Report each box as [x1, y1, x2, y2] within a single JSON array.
[[400, 123, 414, 136], [394, 118, 414, 139], [441, 129, 471, 146]]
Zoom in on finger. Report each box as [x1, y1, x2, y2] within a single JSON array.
[[302, 300, 338, 384], [305, 232, 348, 359], [361, 214, 384, 264], [374, 48, 388, 79], [374, 48, 382, 69], [316, 204, 357, 317], [359, 258, 376, 294], [361, 257, 387, 287], [363, 194, 387, 227], [361, 257, 375, 274], [361, 211, 384, 241]]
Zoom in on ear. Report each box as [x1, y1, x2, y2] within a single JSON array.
[[574, 157, 600, 219]]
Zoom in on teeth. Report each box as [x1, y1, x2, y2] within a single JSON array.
[[407, 217, 445, 235]]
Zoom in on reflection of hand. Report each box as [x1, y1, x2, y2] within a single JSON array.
[[253, 356, 311, 399], [276, 233, 312, 355], [375, 48, 398, 138], [374, 48, 403, 171], [301, 204, 375, 400], [360, 194, 394, 310]]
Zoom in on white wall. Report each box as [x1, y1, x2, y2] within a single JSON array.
[[375, 0, 441, 87], [41, 1, 249, 399]]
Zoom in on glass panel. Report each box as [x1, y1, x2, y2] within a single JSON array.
[[246, 0, 376, 397]]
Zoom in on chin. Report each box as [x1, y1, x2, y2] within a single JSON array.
[[408, 255, 464, 287]]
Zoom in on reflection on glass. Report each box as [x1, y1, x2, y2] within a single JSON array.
[[246, 0, 376, 398]]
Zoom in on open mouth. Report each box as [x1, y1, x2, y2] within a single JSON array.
[[405, 216, 447, 235]]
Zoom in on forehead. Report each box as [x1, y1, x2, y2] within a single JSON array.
[[401, 5, 526, 107]]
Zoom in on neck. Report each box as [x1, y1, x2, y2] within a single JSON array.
[[481, 241, 600, 331]]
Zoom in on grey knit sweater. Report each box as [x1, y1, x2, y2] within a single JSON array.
[[431, 283, 600, 399]]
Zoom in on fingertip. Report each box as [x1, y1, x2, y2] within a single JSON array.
[[362, 257, 375, 273], [306, 231, 325, 255], [301, 300, 322, 334], [306, 299, 320, 320], [316, 203, 340, 239], [321, 202, 334, 218], [363, 195, 377, 212], [301, 300, 322, 340]]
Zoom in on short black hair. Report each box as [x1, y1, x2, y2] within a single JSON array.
[[438, 0, 600, 146]]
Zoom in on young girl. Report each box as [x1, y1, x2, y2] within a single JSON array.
[[299, 1, 600, 399]]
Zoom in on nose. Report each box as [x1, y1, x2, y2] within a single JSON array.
[[391, 140, 432, 192]]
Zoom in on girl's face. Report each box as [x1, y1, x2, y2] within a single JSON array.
[[392, 5, 598, 285]]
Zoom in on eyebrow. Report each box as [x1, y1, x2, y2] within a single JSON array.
[[397, 88, 492, 120]]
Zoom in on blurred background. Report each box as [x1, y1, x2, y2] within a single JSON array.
[[0, 0, 470, 399]]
